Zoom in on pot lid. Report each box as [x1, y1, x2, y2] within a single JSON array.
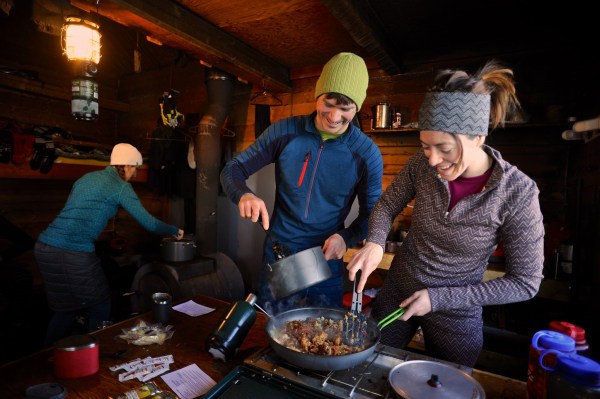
[[389, 360, 485, 399], [161, 236, 196, 245], [54, 334, 97, 351], [25, 382, 67, 399]]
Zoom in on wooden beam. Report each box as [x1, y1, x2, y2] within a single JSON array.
[[320, 0, 403, 75], [0, 72, 129, 113], [70, 0, 293, 91]]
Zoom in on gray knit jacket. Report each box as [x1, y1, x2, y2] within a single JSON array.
[[368, 145, 545, 312]]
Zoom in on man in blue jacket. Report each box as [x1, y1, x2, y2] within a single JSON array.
[[220, 52, 383, 313]]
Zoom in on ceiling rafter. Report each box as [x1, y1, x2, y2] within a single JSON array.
[[320, 0, 403, 75], [70, 0, 293, 91]]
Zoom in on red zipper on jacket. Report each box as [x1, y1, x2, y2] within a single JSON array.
[[305, 144, 324, 218], [297, 151, 310, 187]]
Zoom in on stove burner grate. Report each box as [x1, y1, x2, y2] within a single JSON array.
[[242, 344, 472, 399]]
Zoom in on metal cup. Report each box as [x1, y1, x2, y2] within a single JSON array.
[[151, 292, 172, 324]]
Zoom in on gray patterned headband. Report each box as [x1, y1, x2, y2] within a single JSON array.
[[418, 92, 490, 136]]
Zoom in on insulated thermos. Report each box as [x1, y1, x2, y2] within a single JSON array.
[[372, 102, 394, 129], [206, 293, 257, 362]]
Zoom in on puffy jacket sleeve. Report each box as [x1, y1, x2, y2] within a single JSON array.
[[339, 136, 383, 248], [220, 118, 293, 205]]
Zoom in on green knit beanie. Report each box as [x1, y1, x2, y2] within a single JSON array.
[[314, 52, 369, 110]]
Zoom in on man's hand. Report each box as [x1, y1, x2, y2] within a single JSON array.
[[239, 193, 269, 230], [322, 233, 346, 261]]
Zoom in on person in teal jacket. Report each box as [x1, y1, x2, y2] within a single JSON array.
[[220, 53, 383, 314], [35, 143, 183, 347]]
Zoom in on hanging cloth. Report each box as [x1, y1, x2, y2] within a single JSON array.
[[255, 104, 271, 138]]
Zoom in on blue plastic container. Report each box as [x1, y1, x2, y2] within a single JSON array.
[[540, 350, 600, 398]]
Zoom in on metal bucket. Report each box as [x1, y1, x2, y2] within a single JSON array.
[[266, 246, 332, 300]]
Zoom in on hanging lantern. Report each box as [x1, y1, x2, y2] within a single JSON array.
[[62, 17, 101, 64], [70, 61, 99, 121]]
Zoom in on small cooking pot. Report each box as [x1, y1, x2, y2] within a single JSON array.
[[53, 334, 99, 379], [266, 246, 332, 300], [161, 236, 196, 262]]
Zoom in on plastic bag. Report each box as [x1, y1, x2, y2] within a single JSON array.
[[118, 320, 174, 346]]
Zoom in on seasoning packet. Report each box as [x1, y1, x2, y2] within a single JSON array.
[[116, 381, 160, 399]]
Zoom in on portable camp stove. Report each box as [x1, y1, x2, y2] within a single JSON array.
[[204, 344, 474, 399]]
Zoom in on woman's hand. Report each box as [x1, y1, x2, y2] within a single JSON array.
[[346, 241, 384, 293], [239, 193, 269, 230], [398, 289, 432, 320], [322, 233, 346, 260], [175, 229, 184, 240]]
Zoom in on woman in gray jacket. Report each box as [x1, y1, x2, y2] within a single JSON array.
[[347, 60, 544, 366]]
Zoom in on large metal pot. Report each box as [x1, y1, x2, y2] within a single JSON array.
[[266, 246, 332, 300], [266, 307, 381, 371], [160, 236, 197, 262]]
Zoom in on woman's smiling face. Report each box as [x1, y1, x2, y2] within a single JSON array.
[[420, 130, 483, 180]]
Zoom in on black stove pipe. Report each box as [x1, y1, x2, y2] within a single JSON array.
[[194, 68, 235, 254]]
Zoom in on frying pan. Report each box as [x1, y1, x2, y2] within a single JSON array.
[[266, 307, 381, 371]]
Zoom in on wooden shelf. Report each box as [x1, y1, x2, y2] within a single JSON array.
[[363, 123, 569, 135], [0, 72, 130, 113], [364, 127, 418, 133], [0, 161, 148, 182]]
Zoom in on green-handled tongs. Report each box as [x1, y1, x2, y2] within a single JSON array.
[[378, 307, 406, 329]]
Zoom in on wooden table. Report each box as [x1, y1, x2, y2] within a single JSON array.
[[1, 294, 526, 398], [0, 294, 269, 399]]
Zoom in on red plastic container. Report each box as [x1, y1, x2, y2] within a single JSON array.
[[526, 330, 576, 399], [53, 334, 99, 379]]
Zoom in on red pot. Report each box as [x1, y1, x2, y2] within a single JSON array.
[[53, 334, 99, 379]]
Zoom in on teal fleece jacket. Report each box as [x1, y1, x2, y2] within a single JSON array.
[[39, 166, 178, 252]]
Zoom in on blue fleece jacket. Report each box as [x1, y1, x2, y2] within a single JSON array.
[[220, 112, 383, 251], [39, 166, 178, 252]]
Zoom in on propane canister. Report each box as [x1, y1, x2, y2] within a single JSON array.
[[206, 293, 257, 361]]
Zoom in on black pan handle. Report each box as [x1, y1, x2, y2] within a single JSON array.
[[257, 216, 290, 259]]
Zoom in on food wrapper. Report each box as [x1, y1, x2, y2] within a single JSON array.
[[118, 320, 174, 346]]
